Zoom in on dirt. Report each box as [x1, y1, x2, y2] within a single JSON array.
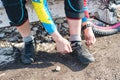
[[0, 33, 120, 80]]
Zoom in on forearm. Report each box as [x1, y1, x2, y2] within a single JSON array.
[[51, 30, 63, 42], [82, 0, 89, 23], [32, 0, 56, 34], [84, 0, 87, 7]]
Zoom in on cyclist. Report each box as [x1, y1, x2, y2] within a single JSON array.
[[1, 0, 96, 64]]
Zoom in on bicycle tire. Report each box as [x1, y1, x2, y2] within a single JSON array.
[[93, 27, 118, 36], [89, 22, 120, 36]]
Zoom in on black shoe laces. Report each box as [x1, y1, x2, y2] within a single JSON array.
[[24, 40, 35, 55]]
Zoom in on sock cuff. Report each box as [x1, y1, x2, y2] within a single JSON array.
[[70, 34, 81, 42], [23, 35, 34, 42]]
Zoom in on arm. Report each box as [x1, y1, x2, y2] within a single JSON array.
[[32, 0, 72, 53], [32, 0, 56, 34], [82, 0, 89, 23], [82, 0, 96, 47], [51, 30, 72, 53]]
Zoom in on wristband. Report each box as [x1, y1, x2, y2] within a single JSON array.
[[82, 17, 88, 22], [82, 23, 91, 31]]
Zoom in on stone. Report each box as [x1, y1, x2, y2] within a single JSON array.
[[8, 36, 18, 42], [55, 18, 64, 24], [62, 23, 68, 28], [0, 33, 5, 38], [55, 66, 61, 71], [31, 31, 36, 36], [33, 27, 38, 31]]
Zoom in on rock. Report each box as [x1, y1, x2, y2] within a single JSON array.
[[8, 36, 18, 42], [55, 18, 64, 24], [0, 73, 5, 77], [62, 23, 68, 28], [36, 40, 41, 43], [55, 66, 61, 72], [15, 29, 19, 33], [52, 65, 61, 72], [0, 20, 2, 24], [48, 0, 55, 5], [4, 29, 13, 33], [0, 33, 5, 38], [33, 27, 38, 31], [31, 31, 36, 36]]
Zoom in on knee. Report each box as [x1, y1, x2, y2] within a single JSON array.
[[9, 14, 28, 26], [64, 0, 85, 19], [2, 0, 28, 26]]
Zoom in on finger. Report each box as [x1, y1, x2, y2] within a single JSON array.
[[89, 37, 96, 46], [64, 46, 71, 53], [85, 41, 89, 47], [89, 36, 95, 44], [64, 50, 70, 54], [86, 40, 91, 47], [90, 37, 96, 45], [55, 45, 57, 50], [61, 52, 66, 55], [59, 50, 66, 54], [60, 50, 69, 54], [67, 43, 72, 53], [93, 37, 96, 44], [60, 46, 70, 54]]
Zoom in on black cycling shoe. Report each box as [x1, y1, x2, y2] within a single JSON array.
[[21, 39, 36, 64], [71, 42, 95, 64]]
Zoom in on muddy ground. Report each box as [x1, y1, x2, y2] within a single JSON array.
[[0, 32, 120, 80]]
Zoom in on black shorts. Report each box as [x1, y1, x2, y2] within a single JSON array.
[[1, 0, 28, 26], [64, 0, 85, 19]]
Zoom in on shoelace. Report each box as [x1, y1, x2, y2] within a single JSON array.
[[25, 41, 34, 54], [71, 42, 82, 50]]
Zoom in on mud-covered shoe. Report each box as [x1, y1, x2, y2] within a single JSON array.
[[71, 42, 95, 64], [21, 39, 36, 64]]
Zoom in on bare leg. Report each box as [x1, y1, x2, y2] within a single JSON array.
[[16, 19, 31, 38], [68, 18, 82, 35], [16, 19, 35, 64], [67, 18, 82, 41], [67, 18, 95, 64]]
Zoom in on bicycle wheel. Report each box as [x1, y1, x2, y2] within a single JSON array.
[[89, 21, 120, 36]]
